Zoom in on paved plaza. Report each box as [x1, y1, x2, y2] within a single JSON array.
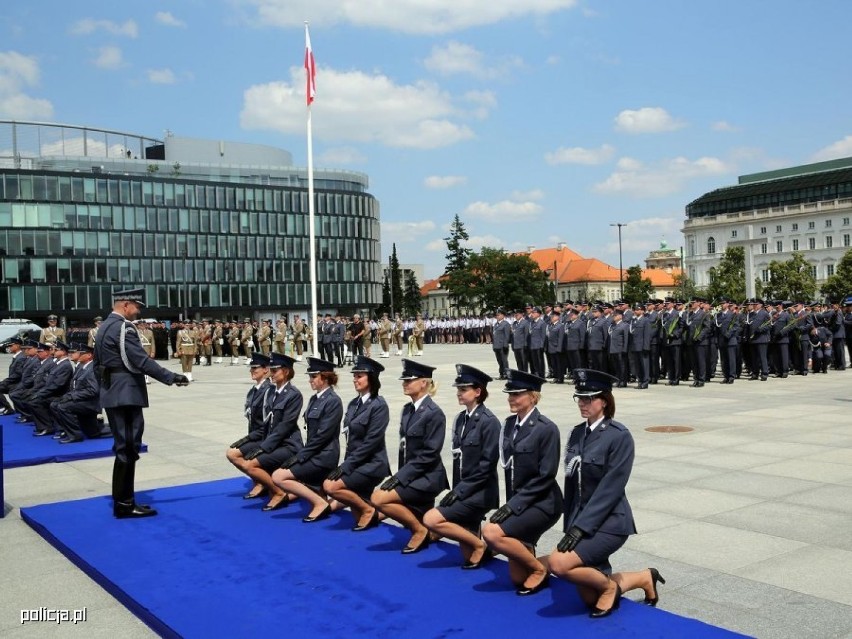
[[1, 344, 850, 638]]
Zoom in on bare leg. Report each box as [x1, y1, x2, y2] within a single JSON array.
[[372, 488, 427, 548], [324, 479, 374, 526], [482, 522, 546, 588], [423, 508, 485, 563], [272, 468, 328, 517], [549, 549, 619, 610]]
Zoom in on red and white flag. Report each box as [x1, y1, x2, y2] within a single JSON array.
[[304, 24, 316, 106]]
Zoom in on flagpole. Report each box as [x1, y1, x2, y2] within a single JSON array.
[[305, 22, 319, 356]]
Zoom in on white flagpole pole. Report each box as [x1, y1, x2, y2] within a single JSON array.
[[306, 22, 319, 356]]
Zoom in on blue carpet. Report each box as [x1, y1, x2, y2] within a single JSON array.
[[21, 478, 747, 639], [1, 414, 146, 469]]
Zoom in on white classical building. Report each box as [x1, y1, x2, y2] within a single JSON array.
[[682, 158, 852, 296]]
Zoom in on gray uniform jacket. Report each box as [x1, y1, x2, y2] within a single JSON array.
[[256, 383, 304, 455], [297, 388, 343, 470], [504, 408, 563, 518], [397, 395, 449, 494], [451, 404, 500, 510], [528, 318, 547, 350], [64, 362, 100, 413], [341, 395, 391, 479], [512, 317, 529, 350], [492, 319, 512, 350]]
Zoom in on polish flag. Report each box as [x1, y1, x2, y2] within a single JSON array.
[[305, 25, 316, 106]]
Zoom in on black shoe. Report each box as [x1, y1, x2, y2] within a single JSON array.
[[52, 432, 65, 439], [401, 536, 431, 555], [352, 510, 380, 532], [33, 430, 55, 437], [462, 548, 493, 570], [644, 568, 666, 607], [262, 496, 290, 512], [516, 575, 549, 596], [590, 583, 622, 618], [760, 376, 767, 381], [303, 504, 332, 523], [243, 487, 267, 500], [59, 437, 83, 444], [114, 502, 158, 519]]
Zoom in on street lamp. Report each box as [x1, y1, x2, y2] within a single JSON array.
[[610, 223, 626, 299]]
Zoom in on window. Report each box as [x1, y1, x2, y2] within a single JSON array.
[[760, 226, 766, 234], [761, 243, 768, 254], [808, 221, 815, 229], [844, 217, 850, 226], [731, 230, 738, 238], [808, 237, 816, 250], [707, 237, 716, 254], [826, 236, 833, 248], [826, 219, 832, 228], [827, 264, 835, 277], [809, 265, 817, 278], [792, 223, 798, 231], [793, 239, 799, 251], [689, 238, 695, 257], [776, 225, 782, 233], [761, 269, 770, 282], [776, 241, 783, 253], [844, 234, 851, 247]]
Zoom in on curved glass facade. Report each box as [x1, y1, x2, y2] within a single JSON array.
[[0, 169, 382, 320]]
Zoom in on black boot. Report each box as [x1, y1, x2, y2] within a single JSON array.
[[113, 459, 157, 518]]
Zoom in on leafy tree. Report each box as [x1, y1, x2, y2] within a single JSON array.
[[402, 271, 421, 317], [623, 265, 653, 305], [443, 214, 473, 312], [389, 244, 403, 315], [761, 251, 816, 301], [464, 248, 551, 311], [706, 246, 746, 302], [821, 248, 852, 301], [378, 276, 392, 317], [673, 272, 698, 301]]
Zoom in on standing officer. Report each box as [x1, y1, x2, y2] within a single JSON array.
[[689, 298, 712, 387], [88, 317, 103, 348], [292, 315, 306, 361], [258, 319, 272, 357], [177, 322, 197, 382], [378, 313, 392, 358], [528, 307, 547, 378], [564, 308, 586, 377], [546, 309, 566, 383], [241, 319, 255, 364], [512, 309, 530, 373], [748, 299, 771, 381], [40, 314, 66, 346], [628, 304, 650, 389], [607, 310, 629, 388], [715, 299, 738, 384], [228, 322, 242, 365], [586, 306, 607, 373], [662, 299, 684, 385], [492, 308, 512, 380], [274, 318, 287, 355], [213, 320, 225, 363], [93, 288, 188, 518]]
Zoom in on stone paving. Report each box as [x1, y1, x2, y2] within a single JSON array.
[[0, 344, 850, 638]]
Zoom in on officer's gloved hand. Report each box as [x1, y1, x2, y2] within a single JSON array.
[[439, 491, 459, 507], [326, 466, 344, 481], [230, 436, 250, 449], [557, 526, 584, 553], [379, 476, 400, 491], [489, 504, 513, 524], [244, 448, 264, 461], [280, 455, 298, 469], [173, 374, 190, 386]]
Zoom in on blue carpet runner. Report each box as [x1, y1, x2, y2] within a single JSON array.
[[21, 477, 748, 638], [1, 413, 145, 468]]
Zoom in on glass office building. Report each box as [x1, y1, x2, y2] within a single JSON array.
[[0, 121, 381, 322]]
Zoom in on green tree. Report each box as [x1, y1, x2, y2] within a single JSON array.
[[761, 252, 817, 300], [443, 214, 473, 312], [379, 244, 404, 316], [821, 248, 852, 301], [464, 247, 551, 311], [673, 272, 698, 301], [622, 265, 653, 305], [402, 271, 421, 317], [706, 246, 746, 302]]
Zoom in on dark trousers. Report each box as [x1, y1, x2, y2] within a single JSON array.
[[772, 342, 790, 375], [548, 351, 565, 382], [493, 347, 509, 378], [832, 339, 846, 369], [512, 348, 528, 373], [666, 345, 681, 382], [52, 400, 104, 440], [105, 405, 145, 463], [720, 343, 737, 380], [629, 351, 649, 385], [566, 349, 581, 377], [750, 343, 769, 377], [649, 342, 660, 381], [588, 350, 605, 373], [692, 343, 707, 382], [609, 353, 627, 385], [529, 348, 545, 378]]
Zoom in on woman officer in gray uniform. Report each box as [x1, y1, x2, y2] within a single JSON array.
[[423, 364, 500, 568], [482, 369, 562, 596]]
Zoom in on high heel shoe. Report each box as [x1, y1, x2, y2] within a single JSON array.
[[303, 504, 332, 523], [462, 548, 493, 570], [516, 574, 549, 596], [590, 583, 622, 618], [262, 496, 289, 512], [644, 568, 666, 606], [243, 487, 267, 500], [351, 509, 380, 532], [401, 535, 430, 555]]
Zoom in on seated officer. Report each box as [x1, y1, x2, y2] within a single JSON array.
[[14, 342, 57, 427], [8, 339, 41, 420], [51, 343, 109, 443], [32, 340, 75, 437], [0, 337, 27, 415]]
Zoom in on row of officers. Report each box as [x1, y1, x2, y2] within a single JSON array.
[[488, 297, 852, 388], [0, 337, 111, 443], [225, 355, 664, 618]]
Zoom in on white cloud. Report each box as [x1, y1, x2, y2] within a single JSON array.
[[465, 234, 507, 251], [424, 41, 522, 79], [70, 18, 138, 38], [462, 90, 497, 120], [712, 120, 739, 132], [146, 68, 177, 84], [614, 107, 684, 134], [463, 198, 543, 222], [593, 155, 732, 198], [40, 136, 125, 158], [241, 0, 579, 34], [93, 46, 124, 69], [382, 220, 437, 245], [510, 188, 544, 201], [155, 11, 186, 28], [545, 143, 615, 165], [425, 239, 446, 251], [240, 66, 475, 149], [0, 51, 53, 119], [424, 175, 467, 189], [811, 135, 852, 163], [317, 146, 367, 165]]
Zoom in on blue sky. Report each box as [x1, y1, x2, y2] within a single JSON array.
[[2, 1, 851, 280]]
